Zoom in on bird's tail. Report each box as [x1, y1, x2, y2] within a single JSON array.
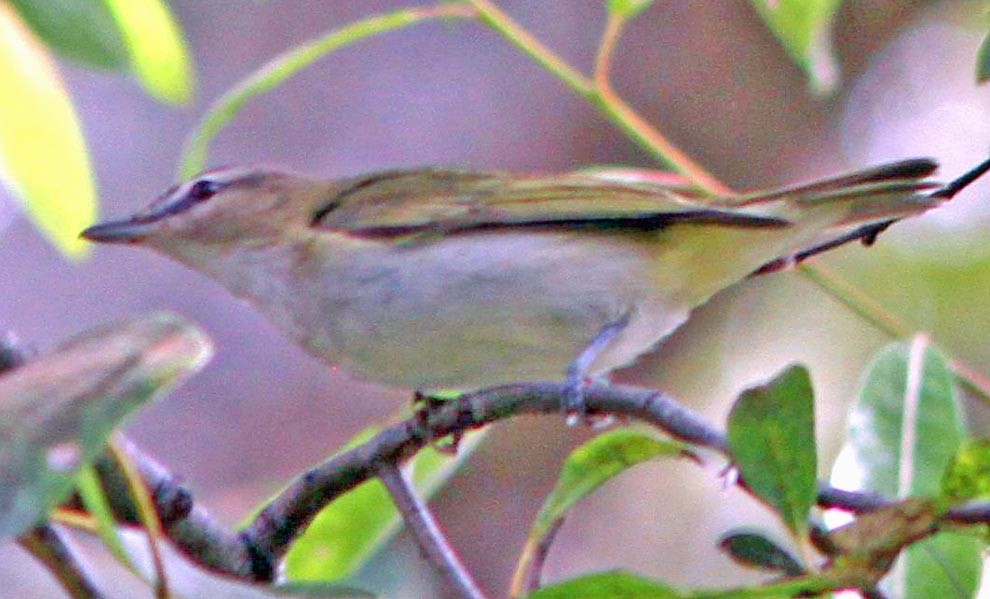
[[751, 156, 990, 275]]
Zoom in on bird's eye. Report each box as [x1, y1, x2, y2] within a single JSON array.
[[187, 179, 224, 201]]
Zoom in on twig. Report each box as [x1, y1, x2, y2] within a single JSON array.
[[467, 0, 728, 193], [592, 13, 624, 91], [242, 382, 728, 563], [22, 380, 988, 586], [242, 381, 990, 567], [377, 463, 487, 599], [90, 436, 261, 579], [798, 262, 990, 406], [510, 516, 565, 598], [18, 524, 106, 599]]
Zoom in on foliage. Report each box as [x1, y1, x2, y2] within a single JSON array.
[[4, 2, 990, 599], [0, 0, 192, 257]]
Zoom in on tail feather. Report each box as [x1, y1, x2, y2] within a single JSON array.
[[729, 158, 939, 207]]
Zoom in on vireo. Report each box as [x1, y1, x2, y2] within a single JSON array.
[[80, 159, 989, 405]]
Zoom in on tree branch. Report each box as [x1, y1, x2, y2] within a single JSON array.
[[377, 463, 487, 599], [38, 380, 990, 585], [89, 436, 262, 579], [18, 524, 106, 599]]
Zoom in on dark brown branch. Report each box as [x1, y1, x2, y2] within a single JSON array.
[[377, 463, 487, 599], [242, 381, 726, 563], [18, 524, 106, 599], [90, 436, 261, 579], [30, 379, 990, 584]]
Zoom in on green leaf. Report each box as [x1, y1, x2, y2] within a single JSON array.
[[527, 571, 685, 599], [727, 364, 817, 536], [830, 340, 981, 599], [977, 29, 990, 84], [282, 429, 485, 581], [748, 0, 842, 93], [532, 430, 685, 540], [101, 0, 195, 105], [605, 0, 655, 20], [6, 0, 128, 69], [0, 313, 212, 538], [512, 430, 685, 596], [178, 5, 472, 178], [75, 463, 131, 567], [716, 528, 805, 576], [0, 5, 96, 258], [942, 438, 990, 501]]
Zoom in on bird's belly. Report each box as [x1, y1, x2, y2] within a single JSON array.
[[295, 231, 688, 390]]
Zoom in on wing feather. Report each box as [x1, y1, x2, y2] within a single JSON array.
[[312, 169, 788, 238]]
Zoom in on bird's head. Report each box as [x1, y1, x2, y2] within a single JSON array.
[[81, 166, 335, 251]]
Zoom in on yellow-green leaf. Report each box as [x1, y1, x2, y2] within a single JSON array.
[[748, 0, 842, 93], [942, 438, 990, 501], [7, 0, 128, 69], [0, 4, 95, 258], [831, 340, 981, 599], [605, 0, 655, 21], [532, 430, 685, 540], [76, 464, 131, 567], [977, 29, 990, 84], [282, 429, 485, 581], [101, 0, 194, 105]]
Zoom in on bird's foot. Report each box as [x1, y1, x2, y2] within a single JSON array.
[[562, 375, 616, 429], [562, 313, 630, 427]]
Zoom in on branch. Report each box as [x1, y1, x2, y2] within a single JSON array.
[[242, 382, 727, 562], [242, 380, 990, 568], [17, 524, 106, 599], [25, 379, 990, 587], [377, 463, 487, 599], [89, 436, 264, 579]]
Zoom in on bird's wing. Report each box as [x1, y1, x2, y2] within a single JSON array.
[[311, 168, 789, 238]]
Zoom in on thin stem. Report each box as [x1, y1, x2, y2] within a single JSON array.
[[377, 463, 487, 599], [467, 0, 728, 194], [798, 262, 905, 338], [468, 0, 593, 96], [508, 516, 565, 598], [108, 434, 170, 599], [18, 524, 106, 599], [799, 262, 990, 406], [593, 14, 624, 90]]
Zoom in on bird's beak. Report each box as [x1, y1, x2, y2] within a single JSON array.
[[80, 218, 158, 244]]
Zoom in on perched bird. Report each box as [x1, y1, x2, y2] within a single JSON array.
[[80, 159, 989, 404]]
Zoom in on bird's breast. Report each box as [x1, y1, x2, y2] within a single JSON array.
[[287, 229, 688, 389]]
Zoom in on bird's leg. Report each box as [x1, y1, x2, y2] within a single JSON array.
[[412, 391, 462, 455], [564, 313, 631, 424]]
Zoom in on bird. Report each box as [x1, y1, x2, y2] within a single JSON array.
[[80, 158, 990, 408]]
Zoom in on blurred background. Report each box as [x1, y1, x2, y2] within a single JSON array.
[[2, 0, 990, 597]]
